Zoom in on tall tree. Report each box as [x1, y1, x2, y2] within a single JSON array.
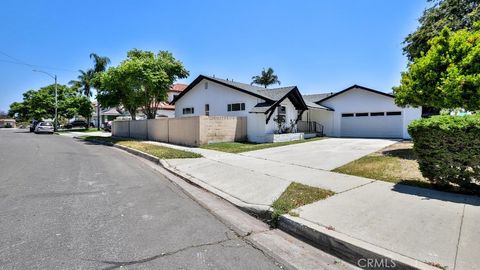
[[251, 68, 281, 88], [403, 0, 480, 61], [90, 53, 111, 74], [94, 49, 189, 119], [394, 25, 480, 111], [69, 69, 94, 96], [8, 85, 93, 122]]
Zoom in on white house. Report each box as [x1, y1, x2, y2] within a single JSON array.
[[172, 75, 422, 143], [172, 75, 308, 143], [303, 85, 422, 139]]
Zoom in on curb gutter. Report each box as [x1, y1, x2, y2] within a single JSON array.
[[81, 137, 440, 270]]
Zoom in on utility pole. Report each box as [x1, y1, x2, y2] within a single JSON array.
[[33, 70, 58, 132]]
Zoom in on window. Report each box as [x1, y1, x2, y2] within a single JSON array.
[[182, 107, 194, 115], [205, 104, 210, 116], [204, 82, 208, 89], [341, 113, 354, 117], [278, 106, 286, 115], [355, 113, 368, 117], [227, 103, 245, 111], [370, 112, 385, 116], [386, 111, 402, 116]]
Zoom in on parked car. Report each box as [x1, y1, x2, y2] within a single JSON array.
[[65, 120, 88, 129], [34, 121, 54, 134], [29, 120, 39, 132]]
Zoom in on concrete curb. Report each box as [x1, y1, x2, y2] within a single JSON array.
[[278, 216, 439, 270], [80, 137, 441, 270]]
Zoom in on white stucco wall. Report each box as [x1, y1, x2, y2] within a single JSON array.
[[265, 99, 298, 134], [174, 79, 302, 143], [315, 87, 421, 139], [302, 109, 334, 136], [174, 79, 267, 142], [156, 109, 175, 118]]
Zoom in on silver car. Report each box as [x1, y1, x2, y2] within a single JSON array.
[[34, 121, 54, 134]]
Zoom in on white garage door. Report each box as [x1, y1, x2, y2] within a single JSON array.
[[340, 111, 403, 138]]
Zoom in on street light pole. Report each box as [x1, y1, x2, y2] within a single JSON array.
[[54, 75, 58, 132], [33, 70, 58, 131]]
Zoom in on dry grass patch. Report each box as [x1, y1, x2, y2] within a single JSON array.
[[81, 136, 202, 159], [271, 182, 334, 224], [333, 142, 426, 185]]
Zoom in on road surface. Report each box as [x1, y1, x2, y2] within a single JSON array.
[[0, 129, 282, 269]]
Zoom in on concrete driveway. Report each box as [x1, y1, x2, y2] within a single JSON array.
[[241, 138, 397, 170]]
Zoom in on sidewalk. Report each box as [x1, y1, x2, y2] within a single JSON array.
[[147, 140, 480, 270]]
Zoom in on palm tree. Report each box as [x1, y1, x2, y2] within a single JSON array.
[[90, 53, 111, 73], [251, 68, 281, 88], [89, 53, 110, 130], [69, 69, 94, 96], [69, 69, 95, 128]]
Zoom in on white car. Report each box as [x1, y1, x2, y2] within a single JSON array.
[[34, 122, 54, 134]]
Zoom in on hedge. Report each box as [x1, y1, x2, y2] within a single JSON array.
[[408, 115, 480, 188]]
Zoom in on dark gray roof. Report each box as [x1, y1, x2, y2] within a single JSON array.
[[302, 93, 334, 103], [203, 76, 296, 102], [304, 101, 332, 111]]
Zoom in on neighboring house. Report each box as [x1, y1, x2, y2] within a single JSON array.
[[91, 102, 125, 127], [172, 75, 308, 143], [303, 85, 421, 139], [155, 83, 188, 118], [0, 119, 16, 128]]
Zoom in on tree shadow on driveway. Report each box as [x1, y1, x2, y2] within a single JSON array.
[[391, 182, 480, 206]]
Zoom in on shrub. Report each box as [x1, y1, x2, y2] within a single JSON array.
[[4, 123, 13, 128], [408, 115, 480, 187]]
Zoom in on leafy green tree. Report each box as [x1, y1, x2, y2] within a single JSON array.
[[394, 25, 480, 111], [95, 49, 189, 119], [8, 84, 93, 122], [95, 65, 142, 120], [251, 68, 281, 88], [404, 0, 480, 61]]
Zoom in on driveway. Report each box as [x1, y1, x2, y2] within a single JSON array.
[[241, 138, 397, 170]]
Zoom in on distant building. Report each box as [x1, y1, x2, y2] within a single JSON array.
[[0, 119, 16, 128]]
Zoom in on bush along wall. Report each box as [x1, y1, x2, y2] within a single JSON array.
[[408, 115, 480, 188]]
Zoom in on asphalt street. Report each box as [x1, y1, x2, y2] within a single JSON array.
[[0, 129, 282, 269]]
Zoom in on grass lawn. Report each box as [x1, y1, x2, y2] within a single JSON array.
[[271, 182, 334, 223], [333, 142, 480, 195], [81, 136, 202, 159], [201, 137, 326, 153], [333, 142, 426, 185]]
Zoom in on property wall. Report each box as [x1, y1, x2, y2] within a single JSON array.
[[112, 116, 246, 146], [318, 87, 421, 139]]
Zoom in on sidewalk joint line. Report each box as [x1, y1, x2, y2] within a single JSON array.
[[453, 204, 466, 270]]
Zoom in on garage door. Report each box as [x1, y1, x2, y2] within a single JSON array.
[[340, 111, 403, 138]]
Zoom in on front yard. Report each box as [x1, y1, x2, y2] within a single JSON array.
[[333, 142, 425, 185], [201, 137, 326, 153], [333, 142, 480, 195], [81, 136, 202, 159]]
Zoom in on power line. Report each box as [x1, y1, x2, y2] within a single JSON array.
[[0, 50, 77, 72]]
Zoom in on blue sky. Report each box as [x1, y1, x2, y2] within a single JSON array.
[[0, 0, 428, 112]]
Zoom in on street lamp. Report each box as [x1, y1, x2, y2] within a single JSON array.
[[33, 70, 58, 132]]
